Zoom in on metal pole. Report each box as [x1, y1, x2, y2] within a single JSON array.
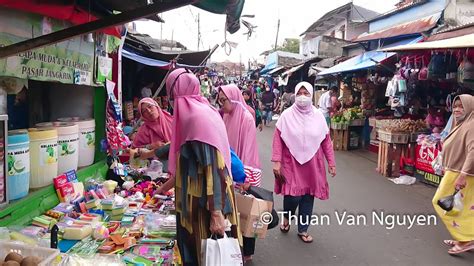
[[274, 18, 280, 51]]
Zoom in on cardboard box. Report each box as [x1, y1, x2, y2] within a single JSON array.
[[235, 193, 272, 239]]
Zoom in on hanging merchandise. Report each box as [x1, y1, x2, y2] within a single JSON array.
[[397, 78, 407, 93], [427, 53, 447, 80], [446, 52, 458, 80], [385, 77, 398, 97], [458, 55, 474, 84], [419, 56, 429, 81]]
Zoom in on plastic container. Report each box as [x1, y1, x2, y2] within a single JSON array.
[[28, 128, 58, 188], [7, 130, 30, 200], [0, 241, 60, 266], [58, 118, 95, 167], [36, 122, 79, 174]]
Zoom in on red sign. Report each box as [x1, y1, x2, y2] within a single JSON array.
[[415, 144, 440, 174]]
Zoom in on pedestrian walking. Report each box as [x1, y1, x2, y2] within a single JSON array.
[[272, 81, 336, 243], [432, 94, 474, 255], [218, 84, 263, 263], [166, 68, 240, 265], [318, 86, 338, 126], [261, 84, 276, 126], [242, 89, 263, 131]]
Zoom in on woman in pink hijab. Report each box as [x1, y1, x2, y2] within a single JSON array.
[[218, 84, 261, 263], [272, 81, 336, 243], [132, 97, 172, 149], [164, 68, 239, 265]]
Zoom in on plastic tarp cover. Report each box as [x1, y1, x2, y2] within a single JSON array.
[[318, 37, 422, 76]]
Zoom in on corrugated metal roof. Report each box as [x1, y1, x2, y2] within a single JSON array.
[[380, 33, 474, 51], [427, 23, 474, 41], [367, 0, 428, 23], [353, 12, 441, 42], [300, 3, 379, 36]]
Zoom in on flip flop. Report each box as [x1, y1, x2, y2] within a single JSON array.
[[297, 233, 313, 243], [280, 223, 290, 233], [448, 243, 474, 255], [443, 240, 458, 246]]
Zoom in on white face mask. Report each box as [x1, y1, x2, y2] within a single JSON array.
[[295, 95, 312, 107]]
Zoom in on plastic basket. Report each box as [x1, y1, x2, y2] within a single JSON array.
[[377, 130, 409, 144], [0, 241, 60, 266]]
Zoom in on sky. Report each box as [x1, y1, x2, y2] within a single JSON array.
[[135, 0, 400, 64]]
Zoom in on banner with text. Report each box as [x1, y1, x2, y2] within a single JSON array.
[[0, 9, 94, 85]]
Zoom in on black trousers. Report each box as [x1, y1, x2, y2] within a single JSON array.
[[243, 236, 256, 256]]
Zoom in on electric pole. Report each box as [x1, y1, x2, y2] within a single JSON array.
[[197, 13, 201, 51], [274, 18, 280, 51]]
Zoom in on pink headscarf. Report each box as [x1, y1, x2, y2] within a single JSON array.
[[220, 85, 260, 169], [166, 68, 231, 176], [132, 98, 173, 148], [275, 82, 329, 165]]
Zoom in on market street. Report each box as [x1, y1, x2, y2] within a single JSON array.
[[250, 125, 474, 266]]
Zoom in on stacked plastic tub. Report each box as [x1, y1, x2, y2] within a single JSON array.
[[58, 118, 95, 167], [36, 122, 79, 174], [7, 130, 30, 200], [28, 128, 58, 189]]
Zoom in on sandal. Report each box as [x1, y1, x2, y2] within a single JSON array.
[[443, 240, 458, 246], [448, 243, 474, 255], [297, 233, 313, 243], [280, 223, 290, 233]]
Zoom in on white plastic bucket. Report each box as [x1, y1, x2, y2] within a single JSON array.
[[28, 128, 58, 188], [58, 118, 95, 167], [36, 122, 79, 174]]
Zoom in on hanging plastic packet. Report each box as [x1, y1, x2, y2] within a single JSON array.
[[446, 190, 463, 217]]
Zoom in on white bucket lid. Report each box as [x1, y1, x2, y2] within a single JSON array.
[[76, 119, 95, 129], [36, 122, 79, 135]]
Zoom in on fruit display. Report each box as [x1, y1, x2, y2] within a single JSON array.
[[3, 252, 41, 266], [379, 119, 428, 133]]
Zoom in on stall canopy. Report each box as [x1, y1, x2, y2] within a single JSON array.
[[124, 33, 212, 67], [380, 33, 474, 52], [318, 37, 422, 76]]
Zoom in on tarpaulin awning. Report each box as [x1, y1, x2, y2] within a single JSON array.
[[0, 0, 122, 37], [282, 63, 304, 77], [122, 48, 206, 69], [381, 33, 474, 51], [268, 66, 286, 75], [353, 12, 441, 42], [318, 37, 422, 76]]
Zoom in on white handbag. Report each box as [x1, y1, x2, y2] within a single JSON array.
[[202, 234, 242, 266]]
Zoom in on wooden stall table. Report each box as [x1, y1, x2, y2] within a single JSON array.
[[331, 123, 349, 151], [377, 131, 409, 177]]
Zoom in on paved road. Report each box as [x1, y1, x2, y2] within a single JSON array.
[[248, 125, 474, 266]]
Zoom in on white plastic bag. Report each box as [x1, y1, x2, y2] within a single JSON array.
[[202, 234, 242, 266], [446, 190, 463, 217], [389, 175, 416, 185], [431, 151, 443, 176]]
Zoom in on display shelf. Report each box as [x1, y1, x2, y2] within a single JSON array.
[[0, 161, 108, 226]]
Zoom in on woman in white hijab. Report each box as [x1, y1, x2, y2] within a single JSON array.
[[272, 81, 336, 243]]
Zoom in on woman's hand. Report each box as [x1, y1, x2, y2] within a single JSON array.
[[328, 166, 336, 177], [149, 141, 164, 150], [258, 123, 263, 132], [454, 173, 467, 190], [210, 210, 226, 236], [273, 162, 286, 184]]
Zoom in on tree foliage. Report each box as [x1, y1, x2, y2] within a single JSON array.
[[274, 38, 300, 54]]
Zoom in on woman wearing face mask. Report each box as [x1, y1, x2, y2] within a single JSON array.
[[132, 98, 172, 149], [272, 82, 336, 243], [218, 84, 262, 262], [432, 94, 474, 255]]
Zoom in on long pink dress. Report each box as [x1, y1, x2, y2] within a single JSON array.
[[272, 129, 336, 200]]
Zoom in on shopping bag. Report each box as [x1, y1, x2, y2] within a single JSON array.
[[437, 189, 459, 212], [202, 235, 242, 266], [247, 187, 279, 230], [446, 190, 464, 217], [235, 193, 272, 239]]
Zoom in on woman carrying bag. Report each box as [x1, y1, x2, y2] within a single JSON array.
[[432, 94, 474, 255]]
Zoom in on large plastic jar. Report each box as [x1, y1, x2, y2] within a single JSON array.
[[28, 128, 58, 188], [58, 118, 95, 167], [7, 130, 30, 200], [36, 122, 79, 174]]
